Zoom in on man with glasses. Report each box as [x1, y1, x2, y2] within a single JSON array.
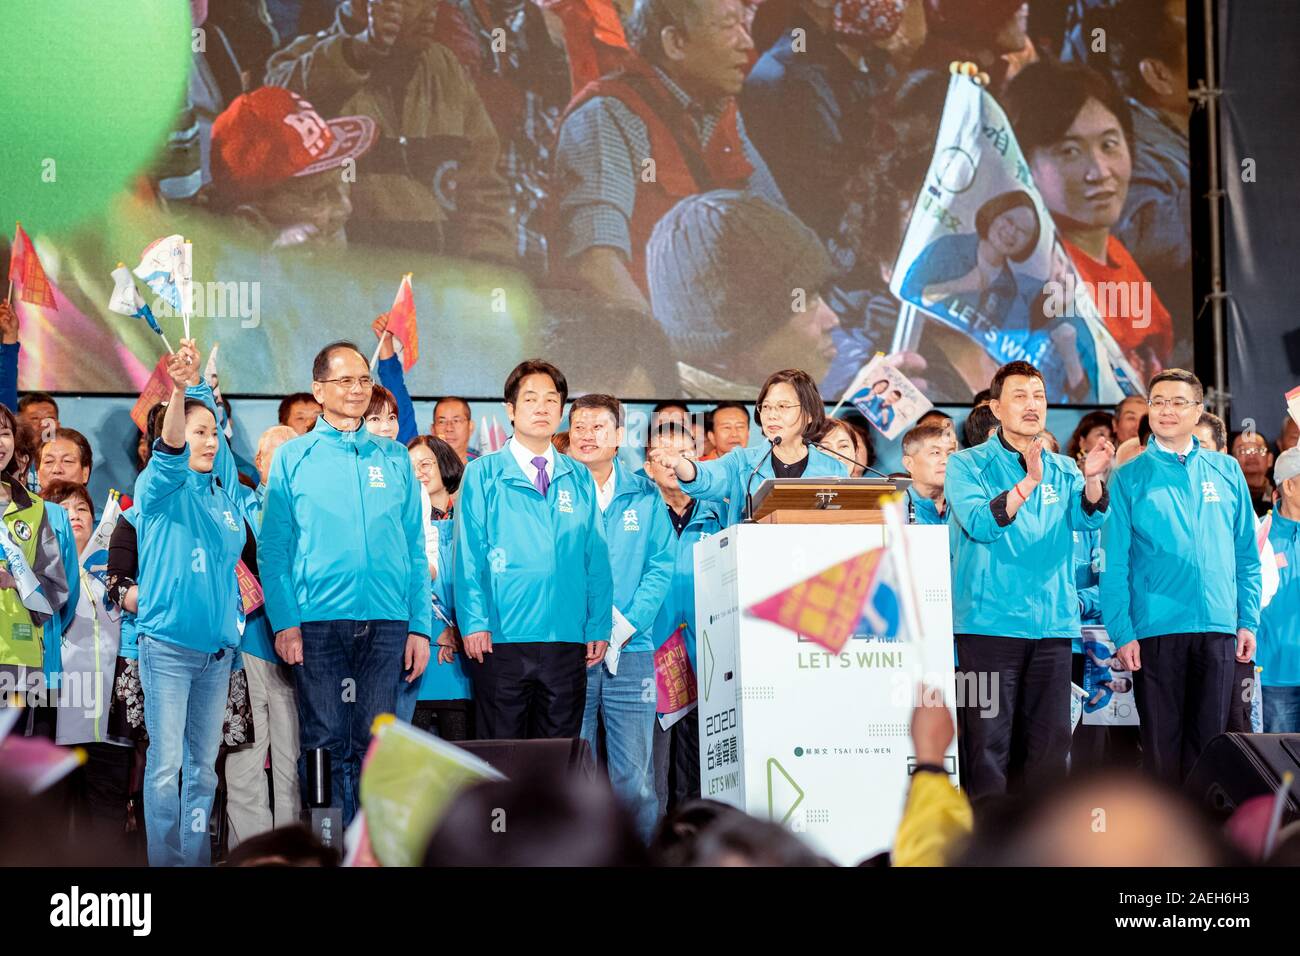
[[259, 341, 432, 823], [1101, 369, 1261, 782], [433, 397, 478, 465], [1231, 430, 1276, 517]]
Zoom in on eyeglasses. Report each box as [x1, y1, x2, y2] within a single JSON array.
[[1235, 446, 1269, 458], [317, 376, 373, 391], [1147, 397, 1199, 411], [757, 402, 802, 417]]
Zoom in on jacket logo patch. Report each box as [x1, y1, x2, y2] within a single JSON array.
[[1202, 481, 1220, 503], [622, 508, 640, 532], [1040, 483, 1060, 505], [488, 547, 507, 574], [222, 510, 240, 532], [12, 519, 31, 541], [557, 490, 574, 513], [368, 465, 386, 488]]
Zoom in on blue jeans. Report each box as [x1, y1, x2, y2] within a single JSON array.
[[580, 651, 658, 841], [294, 620, 407, 825], [138, 635, 233, 867], [1263, 684, 1300, 733]]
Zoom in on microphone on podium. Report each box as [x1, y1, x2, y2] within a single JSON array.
[[808, 440, 896, 482], [744, 436, 781, 523]]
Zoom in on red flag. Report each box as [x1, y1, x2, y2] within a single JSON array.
[[386, 273, 419, 372], [746, 549, 885, 653], [654, 624, 697, 715], [8, 224, 56, 309], [131, 355, 172, 433]]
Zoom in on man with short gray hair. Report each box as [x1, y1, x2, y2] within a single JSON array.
[[552, 0, 785, 309]]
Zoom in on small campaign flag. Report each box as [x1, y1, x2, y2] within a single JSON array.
[[109, 263, 173, 352], [654, 624, 698, 717], [131, 354, 173, 433], [747, 549, 886, 653], [1286, 385, 1300, 431], [135, 234, 193, 337], [236, 560, 264, 614], [386, 273, 419, 372], [204, 342, 233, 439], [8, 224, 56, 308]]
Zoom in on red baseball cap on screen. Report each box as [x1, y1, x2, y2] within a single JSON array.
[[211, 86, 377, 201]]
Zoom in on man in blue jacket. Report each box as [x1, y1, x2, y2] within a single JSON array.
[[945, 361, 1113, 801], [569, 393, 674, 840], [454, 360, 613, 740], [644, 420, 726, 814], [259, 341, 431, 824], [1259, 449, 1300, 731], [902, 421, 954, 525], [1101, 369, 1261, 781]]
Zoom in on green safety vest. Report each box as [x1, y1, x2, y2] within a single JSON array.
[[0, 493, 47, 669]]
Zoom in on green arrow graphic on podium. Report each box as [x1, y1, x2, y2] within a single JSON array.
[[701, 629, 715, 703], [766, 757, 805, 825]]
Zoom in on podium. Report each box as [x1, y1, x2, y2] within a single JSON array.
[[693, 521, 957, 865], [750, 476, 912, 524]]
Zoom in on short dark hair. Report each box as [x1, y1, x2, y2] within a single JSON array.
[[570, 393, 623, 427], [1114, 394, 1147, 418], [1066, 410, 1115, 461], [406, 435, 465, 495], [17, 392, 58, 417], [974, 191, 1041, 262], [42, 427, 94, 478], [1197, 411, 1227, 452], [755, 369, 827, 440], [39, 479, 94, 520], [652, 400, 690, 421], [646, 419, 693, 453], [1004, 60, 1134, 161], [1148, 367, 1203, 404], [278, 392, 320, 425], [504, 359, 568, 406], [902, 422, 951, 458], [963, 404, 1000, 447], [311, 341, 365, 382], [1137, 414, 1152, 444], [433, 396, 472, 421], [971, 388, 993, 407], [1094, 0, 1187, 100], [709, 402, 748, 429], [989, 361, 1045, 401], [365, 384, 397, 420], [223, 824, 339, 868]]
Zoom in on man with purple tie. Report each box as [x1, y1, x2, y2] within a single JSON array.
[[453, 360, 614, 738]]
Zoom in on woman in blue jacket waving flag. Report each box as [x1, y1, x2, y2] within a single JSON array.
[[647, 369, 848, 527], [133, 340, 247, 867]]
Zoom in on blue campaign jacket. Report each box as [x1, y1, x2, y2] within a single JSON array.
[[597, 461, 675, 653], [1100, 440, 1261, 648], [419, 516, 472, 701], [945, 430, 1108, 639], [652, 498, 726, 673], [132, 441, 247, 654], [682, 441, 848, 528], [453, 445, 613, 645], [906, 488, 947, 526], [1258, 508, 1300, 687], [259, 416, 432, 638]]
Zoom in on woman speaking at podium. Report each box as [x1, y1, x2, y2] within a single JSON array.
[[647, 369, 847, 527]]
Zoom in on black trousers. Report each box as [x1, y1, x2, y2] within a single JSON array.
[[1131, 632, 1236, 782], [652, 708, 700, 816], [411, 699, 475, 741], [466, 642, 587, 740], [1225, 658, 1257, 734], [956, 635, 1072, 803]]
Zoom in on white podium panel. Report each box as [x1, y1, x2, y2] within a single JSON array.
[[694, 523, 956, 865]]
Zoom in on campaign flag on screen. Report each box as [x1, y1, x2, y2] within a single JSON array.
[[747, 549, 886, 653], [109, 263, 165, 337], [654, 624, 697, 717], [131, 354, 172, 432], [889, 75, 1142, 404], [134, 234, 190, 313], [355, 715, 503, 867], [386, 273, 420, 372], [8, 224, 56, 308]]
